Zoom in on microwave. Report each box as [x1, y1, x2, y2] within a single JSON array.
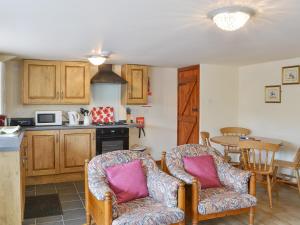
[[35, 111, 63, 126]]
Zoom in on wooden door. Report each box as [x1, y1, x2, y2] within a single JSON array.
[[177, 65, 200, 145], [60, 62, 90, 104], [27, 131, 60, 176], [60, 129, 96, 173], [121, 64, 148, 105], [23, 60, 60, 104]]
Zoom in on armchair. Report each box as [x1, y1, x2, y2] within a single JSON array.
[[162, 144, 256, 225], [84, 150, 185, 225]]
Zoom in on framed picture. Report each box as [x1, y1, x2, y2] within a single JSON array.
[[265, 85, 281, 103], [282, 65, 300, 85]]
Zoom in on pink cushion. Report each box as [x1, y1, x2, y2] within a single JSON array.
[[105, 159, 149, 203], [183, 155, 222, 189]]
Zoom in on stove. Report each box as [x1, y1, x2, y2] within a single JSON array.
[[92, 121, 127, 126], [95, 126, 129, 155]]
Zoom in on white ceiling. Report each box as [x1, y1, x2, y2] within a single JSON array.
[[0, 0, 300, 67]]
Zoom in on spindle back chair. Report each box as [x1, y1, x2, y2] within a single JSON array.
[[239, 140, 280, 207]]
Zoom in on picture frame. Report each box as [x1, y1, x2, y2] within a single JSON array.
[[282, 65, 300, 85], [265, 85, 281, 103]]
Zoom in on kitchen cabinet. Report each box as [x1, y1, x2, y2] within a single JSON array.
[[60, 62, 90, 104], [25, 129, 96, 184], [23, 60, 90, 105], [20, 135, 28, 220], [0, 139, 26, 224], [23, 60, 61, 104], [59, 129, 96, 173], [26, 130, 60, 176], [121, 64, 148, 105]]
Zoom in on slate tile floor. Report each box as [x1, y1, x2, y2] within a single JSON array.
[[23, 181, 86, 225]]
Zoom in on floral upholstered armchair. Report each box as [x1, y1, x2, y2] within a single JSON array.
[[162, 144, 257, 225], [84, 150, 185, 225]]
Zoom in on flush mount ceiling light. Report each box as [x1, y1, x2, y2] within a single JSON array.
[[208, 5, 255, 31], [87, 51, 110, 65]]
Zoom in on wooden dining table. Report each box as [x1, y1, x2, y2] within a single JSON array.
[[210, 135, 283, 147]]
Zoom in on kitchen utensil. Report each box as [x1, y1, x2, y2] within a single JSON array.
[[83, 116, 90, 126], [68, 111, 80, 125]]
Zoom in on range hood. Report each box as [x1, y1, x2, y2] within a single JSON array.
[[91, 64, 127, 84]]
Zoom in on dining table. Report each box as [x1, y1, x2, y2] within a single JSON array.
[[210, 135, 283, 147]]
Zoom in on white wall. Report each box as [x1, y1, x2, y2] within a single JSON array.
[[129, 67, 178, 159], [200, 64, 239, 152], [238, 57, 300, 161], [0, 62, 4, 114]]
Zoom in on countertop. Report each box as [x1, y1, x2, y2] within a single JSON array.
[[23, 123, 138, 131], [0, 123, 138, 152]]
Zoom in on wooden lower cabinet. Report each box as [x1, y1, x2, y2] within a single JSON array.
[[20, 136, 28, 220], [60, 129, 96, 173], [27, 130, 60, 176], [25, 129, 96, 184]]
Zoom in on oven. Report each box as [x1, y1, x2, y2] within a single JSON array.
[[96, 128, 129, 155]]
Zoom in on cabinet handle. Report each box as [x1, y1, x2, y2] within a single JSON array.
[[61, 91, 64, 99], [56, 91, 59, 99], [56, 134, 59, 143]]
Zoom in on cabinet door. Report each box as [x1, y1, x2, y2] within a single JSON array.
[[60, 129, 96, 173], [27, 131, 60, 176], [23, 60, 60, 104], [121, 65, 148, 105], [60, 62, 90, 104]]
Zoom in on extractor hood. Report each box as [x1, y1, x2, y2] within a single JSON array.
[[91, 64, 127, 84]]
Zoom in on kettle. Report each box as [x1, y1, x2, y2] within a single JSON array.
[[68, 111, 80, 125]]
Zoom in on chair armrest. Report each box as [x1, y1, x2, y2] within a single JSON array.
[[147, 170, 183, 208], [87, 162, 119, 218], [167, 165, 195, 184], [217, 163, 251, 194]]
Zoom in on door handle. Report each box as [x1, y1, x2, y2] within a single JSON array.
[[192, 108, 198, 112]]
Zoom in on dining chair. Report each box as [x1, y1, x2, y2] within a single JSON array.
[[273, 148, 300, 193], [85, 150, 185, 225], [220, 127, 251, 166], [239, 140, 280, 208], [200, 131, 211, 147]]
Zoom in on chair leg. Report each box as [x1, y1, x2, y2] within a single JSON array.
[[267, 175, 273, 208], [249, 207, 255, 225], [224, 147, 229, 162], [295, 169, 300, 194], [272, 166, 278, 184]]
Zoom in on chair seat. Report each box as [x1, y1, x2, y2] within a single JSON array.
[[113, 197, 184, 225], [198, 187, 256, 215], [274, 160, 298, 168]]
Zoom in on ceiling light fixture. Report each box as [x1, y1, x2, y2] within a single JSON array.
[[208, 6, 255, 31], [87, 51, 110, 66]]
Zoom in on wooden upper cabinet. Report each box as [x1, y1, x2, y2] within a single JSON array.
[[60, 62, 90, 104], [23, 60, 90, 105], [59, 129, 96, 173], [121, 64, 148, 105], [26, 130, 60, 176], [23, 60, 60, 104]]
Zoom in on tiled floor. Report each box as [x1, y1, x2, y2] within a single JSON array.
[[23, 181, 300, 225], [23, 181, 86, 225]]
